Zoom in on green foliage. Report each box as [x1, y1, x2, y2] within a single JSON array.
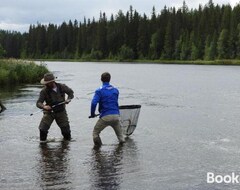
[[237, 23, 240, 58], [0, 44, 6, 58], [161, 19, 174, 59], [149, 30, 161, 59], [118, 45, 134, 61], [0, 59, 49, 86], [191, 43, 199, 60], [217, 29, 229, 59], [137, 14, 149, 58], [0, 68, 9, 85], [90, 49, 103, 60], [173, 39, 181, 60]]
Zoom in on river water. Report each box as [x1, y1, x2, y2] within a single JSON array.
[[1, 62, 240, 190]]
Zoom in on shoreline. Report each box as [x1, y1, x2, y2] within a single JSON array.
[[31, 58, 240, 66]]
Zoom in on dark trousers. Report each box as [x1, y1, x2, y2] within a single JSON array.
[[39, 110, 71, 140]]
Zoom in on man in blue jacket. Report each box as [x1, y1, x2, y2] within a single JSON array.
[[90, 72, 125, 146]]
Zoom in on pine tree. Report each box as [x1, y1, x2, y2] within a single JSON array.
[[137, 14, 149, 58], [190, 32, 199, 60], [46, 24, 57, 56], [208, 34, 217, 60], [97, 12, 107, 58], [162, 18, 174, 59], [125, 6, 139, 58], [236, 23, 240, 58], [59, 22, 68, 58], [217, 29, 229, 59], [149, 30, 161, 59]]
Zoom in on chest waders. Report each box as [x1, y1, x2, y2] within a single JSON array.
[[39, 84, 71, 141]]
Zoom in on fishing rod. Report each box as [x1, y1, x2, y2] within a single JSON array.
[[52, 101, 67, 108], [30, 100, 69, 116], [88, 114, 100, 118], [86, 92, 94, 95], [30, 110, 43, 116]]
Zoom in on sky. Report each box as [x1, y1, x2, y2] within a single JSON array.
[[0, 0, 239, 33]]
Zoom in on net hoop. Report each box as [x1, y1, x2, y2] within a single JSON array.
[[119, 104, 141, 136], [119, 105, 141, 109]]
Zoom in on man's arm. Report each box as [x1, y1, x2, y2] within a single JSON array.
[[36, 90, 52, 111], [62, 84, 74, 100], [36, 90, 46, 109], [91, 90, 100, 117]]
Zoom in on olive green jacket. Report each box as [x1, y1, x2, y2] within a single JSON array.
[[36, 83, 74, 109]]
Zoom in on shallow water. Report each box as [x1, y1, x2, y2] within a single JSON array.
[[1, 62, 240, 189]]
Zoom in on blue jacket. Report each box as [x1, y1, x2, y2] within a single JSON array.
[[91, 82, 119, 118]]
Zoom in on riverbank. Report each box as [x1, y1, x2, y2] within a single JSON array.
[[135, 59, 240, 65], [1, 58, 238, 87], [33, 58, 240, 65], [0, 59, 48, 86]]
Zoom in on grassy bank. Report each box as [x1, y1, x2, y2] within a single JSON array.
[[34, 58, 240, 65], [0, 59, 48, 86]]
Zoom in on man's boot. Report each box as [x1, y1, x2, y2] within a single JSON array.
[[40, 130, 48, 141], [63, 132, 71, 140], [93, 136, 102, 147], [61, 125, 71, 140]]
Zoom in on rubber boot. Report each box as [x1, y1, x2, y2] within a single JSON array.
[[40, 130, 48, 141], [93, 136, 102, 147], [62, 132, 71, 140], [61, 125, 71, 140]]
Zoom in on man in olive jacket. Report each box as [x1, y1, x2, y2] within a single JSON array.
[[36, 73, 74, 141]]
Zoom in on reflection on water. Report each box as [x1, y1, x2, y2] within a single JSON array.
[[90, 144, 123, 190], [37, 141, 72, 190], [0, 84, 42, 118], [89, 138, 138, 190]]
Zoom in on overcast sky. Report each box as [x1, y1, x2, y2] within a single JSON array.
[[0, 0, 239, 33]]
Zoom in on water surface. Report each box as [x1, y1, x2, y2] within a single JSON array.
[[1, 62, 240, 190]]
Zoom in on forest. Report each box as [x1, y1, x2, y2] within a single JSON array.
[[0, 0, 240, 61]]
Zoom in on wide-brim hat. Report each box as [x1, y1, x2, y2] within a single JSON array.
[[40, 73, 56, 84]]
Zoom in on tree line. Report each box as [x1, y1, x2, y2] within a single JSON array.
[[0, 0, 240, 61]]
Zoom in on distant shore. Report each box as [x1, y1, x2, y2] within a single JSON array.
[[33, 59, 240, 65], [1, 58, 238, 87]]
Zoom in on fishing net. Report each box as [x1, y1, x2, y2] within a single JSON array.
[[119, 105, 141, 136]]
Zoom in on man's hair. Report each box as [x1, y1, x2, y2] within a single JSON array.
[[101, 72, 111, 82]]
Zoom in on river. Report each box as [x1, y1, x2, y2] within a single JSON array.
[[1, 61, 240, 190]]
